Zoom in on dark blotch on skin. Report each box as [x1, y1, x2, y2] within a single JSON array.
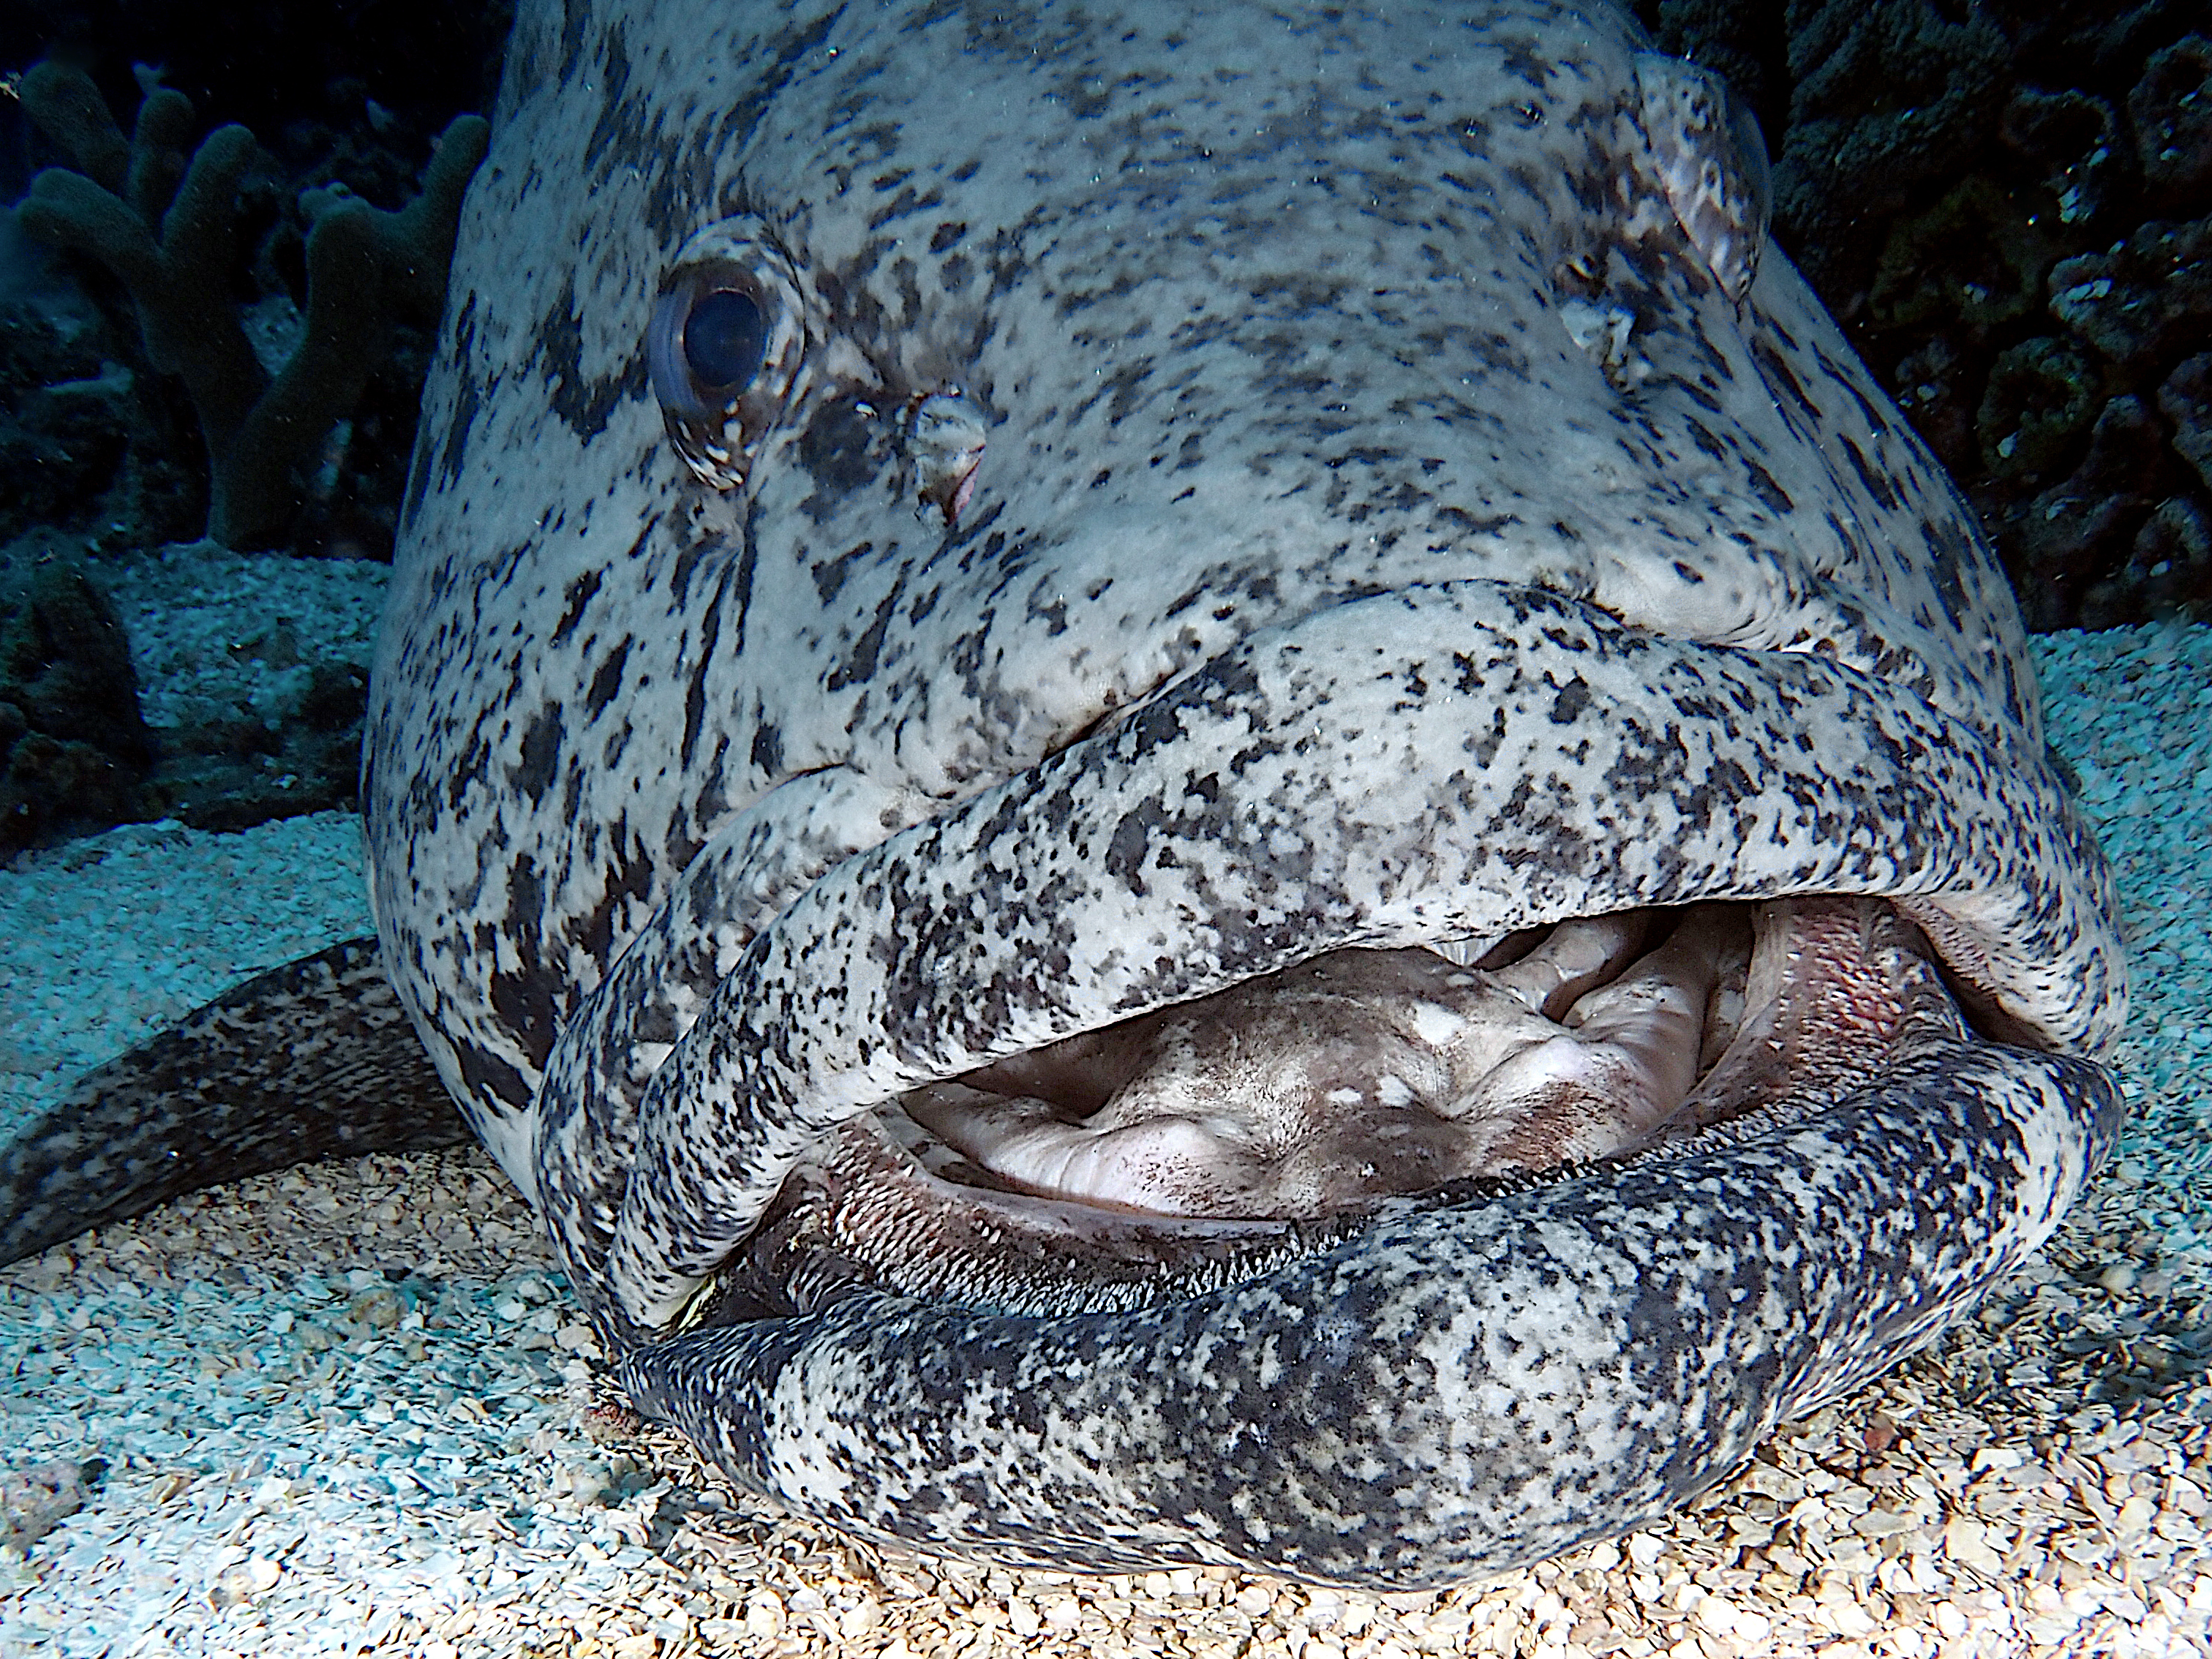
[[513, 705, 564, 800], [799, 394, 897, 511], [584, 641, 633, 718]]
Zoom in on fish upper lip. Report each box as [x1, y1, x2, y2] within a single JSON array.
[[526, 579, 2122, 1347]]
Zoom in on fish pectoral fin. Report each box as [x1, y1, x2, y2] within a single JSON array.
[[0, 936, 470, 1268]]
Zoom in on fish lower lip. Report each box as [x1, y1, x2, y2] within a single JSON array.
[[619, 1021, 2119, 1583], [701, 892, 1991, 1321]]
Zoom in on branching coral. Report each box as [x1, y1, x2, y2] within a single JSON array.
[[12, 62, 487, 551]]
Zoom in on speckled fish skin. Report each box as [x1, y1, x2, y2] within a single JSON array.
[[366, 0, 2127, 1582]]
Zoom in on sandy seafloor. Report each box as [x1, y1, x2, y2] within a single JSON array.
[[1, 588, 2211, 1657]]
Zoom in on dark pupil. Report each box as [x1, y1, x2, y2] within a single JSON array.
[[683, 289, 768, 389]]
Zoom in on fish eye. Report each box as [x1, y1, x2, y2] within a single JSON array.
[[646, 235, 808, 492], [682, 289, 770, 391], [1633, 53, 1772, 302], [647, 273, 777, 418], [1719, 84, 1772, 242]]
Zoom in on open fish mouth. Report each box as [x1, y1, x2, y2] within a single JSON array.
[[530, 579, 2124, 1581], [546, 581, 2124, 1328], [708, 894, 2012, 1320]]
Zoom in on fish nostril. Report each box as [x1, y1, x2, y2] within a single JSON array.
[[906, 391, 990, 525]]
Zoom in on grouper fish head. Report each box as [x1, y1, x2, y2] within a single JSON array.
[[363, 0, 2126, 1584]]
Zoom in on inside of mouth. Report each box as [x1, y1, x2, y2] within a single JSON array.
[[906, 895, 1968, 1216], [707, 895, 1974, 1322], [905, 905, 1745, 1216]]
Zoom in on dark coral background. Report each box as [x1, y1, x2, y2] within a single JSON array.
[[1644, 0, 2212, 633]]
